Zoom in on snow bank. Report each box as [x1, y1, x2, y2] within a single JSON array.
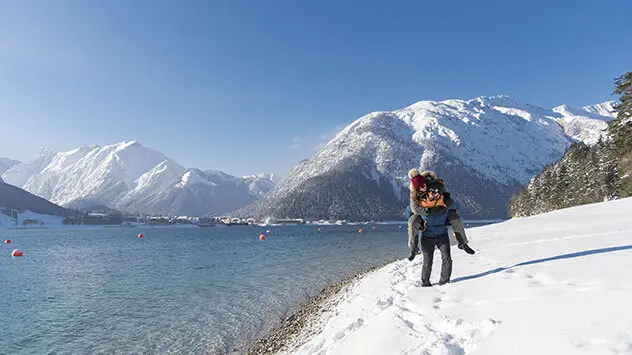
[[288, 197, 632, 354]]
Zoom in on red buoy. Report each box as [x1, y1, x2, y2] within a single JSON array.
[[359, 229, 364, 233], [259, 234, 266, 240], [11, 249, 23, 257], [4, 239, 11, 244], [138, 233, 143, 238]]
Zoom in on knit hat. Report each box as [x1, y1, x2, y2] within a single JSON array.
[[408, 169, 427, 190], [420, 170, 438, 180]]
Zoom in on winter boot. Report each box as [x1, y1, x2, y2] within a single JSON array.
[[408, 248, 418, 261], [458, 243, 475, 255], [421, 280, 432, 287]]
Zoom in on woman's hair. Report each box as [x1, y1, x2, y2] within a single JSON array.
[[410, 187, 423, 202]]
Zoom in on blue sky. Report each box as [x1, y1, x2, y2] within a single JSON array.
[[1, 0, 630, 178]]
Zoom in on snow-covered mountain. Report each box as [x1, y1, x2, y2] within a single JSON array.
[[243, 173, 276, 197], [0, 157, 20, 175], [510, 98, 630, 217], [119, 168, 263, 216], [1, 149, 55, 187], [1, 142, 275, 216], [581, 101, 618, 118], [552, 102, 615, 145], [238, 95, 617, 220]]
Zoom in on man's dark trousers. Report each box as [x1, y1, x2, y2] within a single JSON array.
[[421, 233, 452, 284]]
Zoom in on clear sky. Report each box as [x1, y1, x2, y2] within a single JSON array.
[[1, 0, 630, 178]]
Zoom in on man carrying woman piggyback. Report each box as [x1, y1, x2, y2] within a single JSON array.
[[407, 169, 475, 287]]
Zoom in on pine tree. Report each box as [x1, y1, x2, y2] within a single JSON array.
[[611, 72, 632, 147], [611, 71, 632, 194], [509, 71, 632, 217], [614, 72, 632, 121]]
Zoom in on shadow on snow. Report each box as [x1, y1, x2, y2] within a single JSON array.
[[452, 244, 632, 283]]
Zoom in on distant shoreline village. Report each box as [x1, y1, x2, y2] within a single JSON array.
[[0, 207, 372, 229]]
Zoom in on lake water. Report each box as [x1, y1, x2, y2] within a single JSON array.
[[0, 222, 494, 354]]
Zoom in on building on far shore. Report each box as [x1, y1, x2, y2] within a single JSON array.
[[83, 213, 123, 225], [265, 218, 305, 225]]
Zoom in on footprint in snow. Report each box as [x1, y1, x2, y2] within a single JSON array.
[[376, 296, 393, 310]]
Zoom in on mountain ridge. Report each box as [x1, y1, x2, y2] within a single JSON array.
[[509, 73, 631, 216], [2, 142, 275, 216], [237, 95, 616, 220], [2, 95, 615, 220], [0, 180, 68, 216]]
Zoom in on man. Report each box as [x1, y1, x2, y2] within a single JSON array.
[[407, 169, 475, 286]]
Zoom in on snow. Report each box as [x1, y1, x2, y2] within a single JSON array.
[[0, 211, 13, 227], [556, 116, 609, 146], [0, 209, 64, 229], [243, 174, 276, 197], [0, 157, 20, 175], [552, 102, 616, 145], [1, 148, 56, 188], [1, 96, 616, 218], [264, 95, 615, 208], [553, 104, 592, 118], [287, 197, 632, 355], [175, 169, 217, 187], [1, 141, 274, 215], [581, 101, 618, 118], [242, 173, 275, 181], [125, 160, 185, 199], [0, 141, 180, 206]]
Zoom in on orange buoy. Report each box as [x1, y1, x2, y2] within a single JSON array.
[[259, 234, 266, 240], [317, 227, 321, 231], [138, 233, 143, 238], [4, 239, 11, 244], [11, 249, 23, 257], [359, 229, 364, 233]]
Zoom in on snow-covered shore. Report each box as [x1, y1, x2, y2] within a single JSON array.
[[0, 209, 64, 229], [263, 197, 632, 354]]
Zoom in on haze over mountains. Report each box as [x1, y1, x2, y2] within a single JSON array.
[[0, 158, 20, 175], [1, 96, 616, 220]]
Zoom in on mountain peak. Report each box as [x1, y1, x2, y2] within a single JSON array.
[[111, 140, 141, 151], [35, 147, 54, 157], [403, 95, 518, 114], [552, 104, 585, 117], [469, 95, 518, 108], [0, 157, 21, 175], [242, 173, 275, 181], [241, 94, 614, 220], [2, 141, 274, 216], [204, 170, 234, 181], [582, 101, 618, 118], [177, 169, 215, 187], [553, 102, 618, 121]]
